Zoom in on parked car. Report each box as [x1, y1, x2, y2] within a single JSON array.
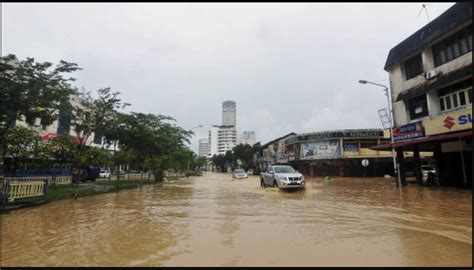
[[232, 168, 248, 179], [99, 169, 111, 178], [261, 165, 305, 189]]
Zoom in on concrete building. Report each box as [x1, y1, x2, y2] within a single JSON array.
[[257, 132, 296, 173], [198, 138, 210, 157], [238, 131, 256, 146], [373, 3, 472, 187], [222, 100, 236, 126], [11, 94, 116, 152], [208, 126, 219, 157], [208, 100, 238, 157], [216, 125, 237, 155], [259, 129, 432, 177]]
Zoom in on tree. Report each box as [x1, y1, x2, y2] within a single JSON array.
[[232, 144, 254, 171], [73, 87, 129, 147], [113, 112, 192, 182], [0, 54, 81, 181], [4, 126, 41, 176], [49, 135, 80, 169]]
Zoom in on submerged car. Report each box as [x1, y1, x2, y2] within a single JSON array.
[[261, 165, 305, 189], [232, 168, 248, 179]]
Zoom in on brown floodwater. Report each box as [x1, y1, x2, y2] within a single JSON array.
[[1, 172, 472, 267]]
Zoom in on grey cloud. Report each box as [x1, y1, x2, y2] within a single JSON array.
[[2, 3, 454, 151]]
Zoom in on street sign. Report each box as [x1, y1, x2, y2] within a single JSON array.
[[361, 159, 369, 167]]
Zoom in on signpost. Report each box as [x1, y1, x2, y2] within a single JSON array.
[[361, 159, 369, 178]]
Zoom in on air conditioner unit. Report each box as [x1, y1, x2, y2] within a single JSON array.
[[424, 70, 439, 80]]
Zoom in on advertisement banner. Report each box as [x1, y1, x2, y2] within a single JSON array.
[[300, 140, 340, 160], [392, 121, 425, 142], [424, 107, 472, 136]]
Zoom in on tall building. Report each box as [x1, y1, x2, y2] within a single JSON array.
[[209, 126, 219, 157], [222, 100, 236, 126], [217, 125, 237, 155], [198, 138, 210, 157], [208, 100, 238, 157], [238, 131, 256, 146]]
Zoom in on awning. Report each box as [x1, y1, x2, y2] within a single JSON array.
[[371, 130, 472, 150], [41, 133, 82, 143], [41, 133, 60, 141]]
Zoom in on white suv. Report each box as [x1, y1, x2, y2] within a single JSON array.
[[261, 165, 305, 189]]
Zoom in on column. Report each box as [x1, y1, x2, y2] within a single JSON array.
[[413, 145, 423, 186], [396, 147, 407, 186]]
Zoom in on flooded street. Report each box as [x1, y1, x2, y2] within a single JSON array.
[[1, 172, 472, 267]]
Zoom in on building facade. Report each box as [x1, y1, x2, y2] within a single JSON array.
[[217, 125, 237, 155], [376, 3, 472, 187], [222, 100, 236, 126], [12, 94, 116, 152], [259, 129, 432, 177], [198, 138, 210, 157], [238, 131, 256, 146]]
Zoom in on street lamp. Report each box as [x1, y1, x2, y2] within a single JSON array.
[[358, 80, 401, 188]]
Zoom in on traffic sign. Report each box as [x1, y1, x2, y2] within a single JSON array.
[[361, 159, 369, 167]]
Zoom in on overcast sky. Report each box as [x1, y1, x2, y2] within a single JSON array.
[[2, 3, 455, 152]]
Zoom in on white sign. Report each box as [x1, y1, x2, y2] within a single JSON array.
[[361, 159, 369, 167]]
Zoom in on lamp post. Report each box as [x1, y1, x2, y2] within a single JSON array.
[[358, 80, 401, 188], [187, 125, 203, 176]]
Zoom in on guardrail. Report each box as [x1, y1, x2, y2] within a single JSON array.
[[110, 173, 151, 180], [5, 176, 72, 186], [1, 178, 47, 205]]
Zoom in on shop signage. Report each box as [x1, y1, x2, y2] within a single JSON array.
[[424, 107, 472, 136], [287, 130, 384, 144], [300, 140, 341, 160], [392, 121, 425, 142]]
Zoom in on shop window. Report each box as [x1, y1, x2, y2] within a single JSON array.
[[360, 141, 377, 148], [433, 25, 472, 67], [404, 53, 423, 80], [408, 94, 428, 120], [438, 78, 472, 112]]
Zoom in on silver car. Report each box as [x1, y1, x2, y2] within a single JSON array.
[[260, 165, 305, 189], [232, 168, 248, 179]]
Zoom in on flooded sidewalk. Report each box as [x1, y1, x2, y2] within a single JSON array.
[[1, 172, 471, 267]]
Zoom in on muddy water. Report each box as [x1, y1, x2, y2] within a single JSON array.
[[1, 172, 472, 266]]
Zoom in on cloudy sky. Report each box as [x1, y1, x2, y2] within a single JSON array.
[[2, 3, 455, 152]]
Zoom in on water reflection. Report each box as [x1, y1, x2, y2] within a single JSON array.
[[1, 172, 471, 266]]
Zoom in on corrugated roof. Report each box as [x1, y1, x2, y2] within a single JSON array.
[[384, 3, 472, 71]]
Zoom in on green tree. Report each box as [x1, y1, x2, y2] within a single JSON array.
[[49, 135, 80, 169], [4, 126, 40, 176], [0, 54, 81, 180], [232, 144, 254, 171], [114, 112, 192, 182]]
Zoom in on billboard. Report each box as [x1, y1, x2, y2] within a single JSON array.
[[300, 140, 340, 160], [424, 107, 472, 136], [392, 121, 425, 142]]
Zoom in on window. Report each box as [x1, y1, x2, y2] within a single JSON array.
[[404, 53, 423, 80], [360, 141, 377, 148], [438, 78, 472, 112], [408, 94, 428, 120], [433, 25, 472, 67], [93, 135, 102, 145]]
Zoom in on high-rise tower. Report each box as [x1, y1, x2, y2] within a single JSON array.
[[222, 100, 236, 126]]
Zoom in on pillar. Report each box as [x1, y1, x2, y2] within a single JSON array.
[[396, 148, 407, 186], [433, 143, 443, 186], [413, 145, 423, 186]]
